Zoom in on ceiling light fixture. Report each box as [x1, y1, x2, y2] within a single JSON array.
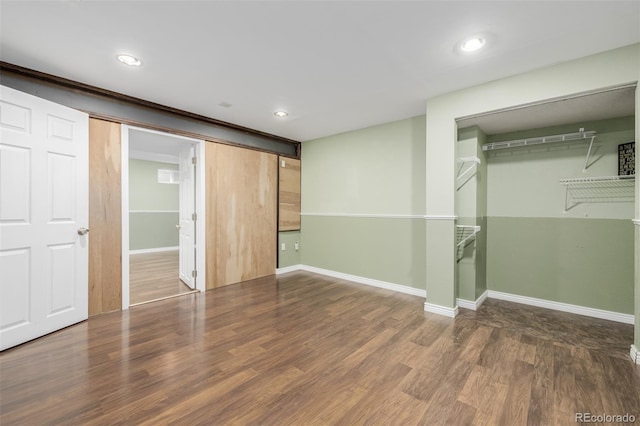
[[117, 54, 142, 67], [460, 37, 486, 53], [274, 111, 289, 118]]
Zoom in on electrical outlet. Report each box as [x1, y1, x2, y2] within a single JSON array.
[[281, 243, 286, 251], [294, 242, 299, 251]]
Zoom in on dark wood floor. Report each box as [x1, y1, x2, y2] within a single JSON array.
[[130, 251, 194, 305], [1, 271, 638, 425]]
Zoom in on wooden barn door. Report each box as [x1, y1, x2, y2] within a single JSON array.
[[206, 143, 277, 289]]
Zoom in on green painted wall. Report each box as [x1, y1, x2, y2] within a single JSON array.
[[475, 216, 487, 300], [129, 159, 179, 210], [487, 217, 634, 314], [301, 216, 426, 290], [476, 128, 488, 301], [635, 89, 640, 349], [278, 231, 301, 268], [302, 116, 425, 215], [129, 159, 179, 250], [301, 116, 426, 289], [129, 212, 179, 250], [425, 220, 455, 303], [636, 225, 640, 344]]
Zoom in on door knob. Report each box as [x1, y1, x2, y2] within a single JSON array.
[[77, 227, 90, 235], [176, 224, 181, 229]]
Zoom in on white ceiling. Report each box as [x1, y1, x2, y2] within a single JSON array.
[[1, 1, 639, 142]]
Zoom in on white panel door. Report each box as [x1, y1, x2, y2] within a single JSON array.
[[178, 145, 195, 289], [0, 85, 89, 351]]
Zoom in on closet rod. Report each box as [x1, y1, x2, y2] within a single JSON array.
[[482, 130, 596, 152]]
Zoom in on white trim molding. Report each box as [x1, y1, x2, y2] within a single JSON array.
[[424, 215, 458, 221], [121, 126, 130, 310], [631, 345, 640, 365], [276, 265, 303, 275], [129, 210, 179, 213], [301, 212, 425, 219], [633, 219, 640, 226], [295, 265, 426, 298], [299, 213, 460, 221], [487, 290, 634, 324], [130, 246, 179, 255], [424, 302, 459, 318], [457, 290, 488, 311]]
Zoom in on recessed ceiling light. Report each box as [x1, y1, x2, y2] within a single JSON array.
[[117, 54, 142, 67], [274, 111, 288, 118], [460, 37, 486, 53]]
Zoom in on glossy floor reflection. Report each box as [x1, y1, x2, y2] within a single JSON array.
[[1, 272, 638, 425]]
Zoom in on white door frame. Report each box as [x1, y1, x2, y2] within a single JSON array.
[[178, 144, 196, 289], [121, 125, 206, 309]]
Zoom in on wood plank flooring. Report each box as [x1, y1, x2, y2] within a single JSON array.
[[129, 251, 193, 305], [1, 271, 638, 425]]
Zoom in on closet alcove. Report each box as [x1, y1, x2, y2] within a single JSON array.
[[455, 85, 636, 318]]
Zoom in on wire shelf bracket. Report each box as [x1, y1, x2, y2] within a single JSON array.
[[456, 225, 480, 261], [457, 157, 480, 190], [559, 175, 635, 212], [582, 134, 597, 172]]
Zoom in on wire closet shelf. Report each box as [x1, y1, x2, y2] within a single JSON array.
[[482, 130, 596, 151], [482, 129, 597, 172], [559, 175, 635, 211]]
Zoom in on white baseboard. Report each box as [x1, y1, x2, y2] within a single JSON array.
[[487, 290, 634, 325], [424, 302, 459, 318], [276, 264, 303, 275], [129, 246, 178, 255], [296, 265, 426, 298], [280, 264, 457, 319], [631, 345, 640, 364], [275, 267, 634, 325], [457, 290, 488, 311]]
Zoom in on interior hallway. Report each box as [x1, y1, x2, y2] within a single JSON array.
[[129, 250, 194, 305]]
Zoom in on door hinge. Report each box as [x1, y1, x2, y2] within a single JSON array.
[[192, 270, 197, 278], [192, 157, 197, 165], [192, 212, 197, 221]]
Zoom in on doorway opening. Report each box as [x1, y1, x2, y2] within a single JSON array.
[[121, 125, 206, 308]]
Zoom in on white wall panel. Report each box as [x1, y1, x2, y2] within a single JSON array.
[[48, 114, 74, 141], [0, 101, 31, 133], [0, 144, 30, 223], [0, 248, 31, 330], [48, 153, 75, 222], [47, 243, 75, 316]]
